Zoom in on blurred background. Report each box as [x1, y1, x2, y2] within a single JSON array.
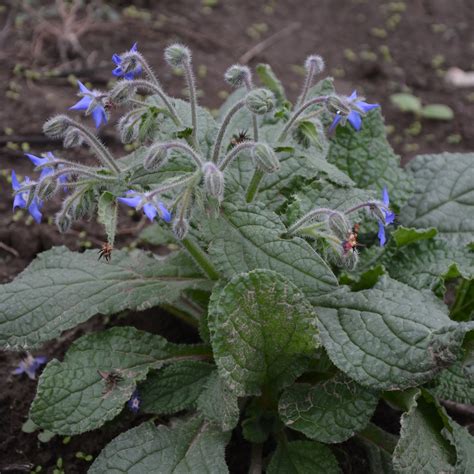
[[0, 1, 473, 471]]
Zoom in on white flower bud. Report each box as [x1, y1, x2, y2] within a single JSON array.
[[245, 88, 275, 115], [164, 44, 191, 68], [224, 65, 252, 88], [252, 143, 280, 173], [202, 161, 225, 201]]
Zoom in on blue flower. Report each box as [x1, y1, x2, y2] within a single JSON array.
[[12, 170, 43, 223], [12, 354, 47, 380], [330, 90, 379, 132], [118, 192, 171, 223], [70, 81, 108, 128], [25, 152, 68, 184], [112, 43, 142, 80], [377, 187, 395, 246], [127, 389, 141, 413]]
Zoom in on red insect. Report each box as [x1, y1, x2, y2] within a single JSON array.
[[342, 223, 361, 255]]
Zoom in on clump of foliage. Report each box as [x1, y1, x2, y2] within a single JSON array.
[[2, 43, 474, 473]]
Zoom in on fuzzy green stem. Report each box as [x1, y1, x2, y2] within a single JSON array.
[[130, 79, 181, 126], [211, 99, 246, 163], [181, 237, 219, 281], [286, 207, 336, 235], [277, 96, 328, 142], [248, 443, 263, 474], [218, 141, 256, 171], [67, 119, 120, 174], [183, 62, 200, 152], [136, 53, 161, 86], [296, 63, 316, 108], [243, 76, 259, 142], [148, 174, 197, 199], [164, 141, 204, 167], [245, 168, 264, 203]]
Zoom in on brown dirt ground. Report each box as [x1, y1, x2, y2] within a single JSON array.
[[1, 0, 473, 472]]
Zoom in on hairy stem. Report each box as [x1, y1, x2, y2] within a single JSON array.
[[183, 62, 200, 152], [164, 141, 204, 167], [286, 207, 336, 235], [129, 79, 181, 126], [243, 76, 259, 142], [180, 237, 219, 281], [147, 173, 197, 199], [245, 168, 265, 203], [277, 96, 328, 141], [211, 99, 246, 163], [218, 141, 255, 171], [67, 120, 120, 174], [296, 63, 316, 107]]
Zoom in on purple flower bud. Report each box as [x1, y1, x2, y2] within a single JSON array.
[[12, 353, 47, 380], [127, 389, 141, 413]]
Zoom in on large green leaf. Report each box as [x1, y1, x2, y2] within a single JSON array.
[[279, 374, 378, 443], [267, 440, 340, 474], [140, 361, 215, 415], [89, 417, 229, 474], [30, 327, 209, 435], [0, 247, 211, 349], [315, 278, 473, 390], [205, 202, 338, 302], [393, 392, 456, 473], [328, 109, 413, 206], [196, 371, 239, 431], [433, 360, 474, 405], [208, 270, 319, 396], [444, 418, 474, 474], [401, 153, 474, 245]]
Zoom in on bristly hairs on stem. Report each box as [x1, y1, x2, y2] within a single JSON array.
[[296, 54, 325, 107], [164, 44, 200, 152]]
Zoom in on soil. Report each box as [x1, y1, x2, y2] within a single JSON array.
[[1, 0, 474, 472]]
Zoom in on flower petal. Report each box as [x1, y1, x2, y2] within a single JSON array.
[[28, 199, 43, 223], [112, 53, 122, 66], [92, 107, 107, 128], [143, 203, 157, 222], [11, 170, 20, 191], [13, 193, 26, 210], [25, 153, 47, 167], [347, 110, 362, 131], [329, 114, 342, 132], [77, 80, 90, 94], [349, 90, 358, 100], [70, 96, 92, 111], [118, 196, 141, 208], [157, 202, 172, 222], [357, 100, 379, 113], [377, 221, 386, 246]]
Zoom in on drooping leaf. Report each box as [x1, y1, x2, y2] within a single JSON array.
[[89, 417, 229, 474], [393, 391, 456, 473], [279, 374, 378, 443], [392, 226, 438, 247], [328, 108, 413, 207], [206, 202, 338, 303], [315, 277, 473, 390], [140, 361, 215, 415], [197, 371, 239, 431], [97, 191, 118, 245], [401, 153, 474, 245], [30, 327, 210, 435], [208, 269, 319, 396], [0, 247, 212, 349], [267, 440, 340, 474]]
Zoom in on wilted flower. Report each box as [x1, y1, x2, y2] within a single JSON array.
[[329, 90, 379, 132], [112, 43, 142, 80], [11, 170, 43, 223], [70, 81, 108, 128], [377, 187, 395, 246], [12, 354, 47, 380], [118, 192, 171, 222], [127, 389, 141, 413]]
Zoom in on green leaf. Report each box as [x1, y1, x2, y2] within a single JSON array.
[[279, 374, 378, 443], [342, 264, 385, 291], [208, 270, 319, 396], [444, 418, 474, 474], [401, 153, 474, 245], [255, 63, 286, 103], [30, 327, 209, 435], [315, 277, 472, 390], [197, 371, 239, 431], [206, 202, 338, 302], [139, 223, 178, 247], [97, 191, 118, 245], [328, 109, 413, 206], [140, 361, 215, 415], [89, 417, 229, 474], [241, 399, 282, 443], [392, 226, 438, 247], [392, 391, 456, 473], [389, 93, 422, 113], [267, 440, 340, 474], [421, 104, 454, 120], [382, 238, 473, 291], [432, 360, 474, 405], [0, 247, 211, 349]]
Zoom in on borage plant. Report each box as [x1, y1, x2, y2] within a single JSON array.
[[2, 43, 474, 473]]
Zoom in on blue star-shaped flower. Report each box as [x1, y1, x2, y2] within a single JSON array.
[[12, 354, 47, 380], [12, 170, 43, 223], [70, 80, 107, 128], [118, 192, 171, 223], [112, 43, 142, 80], [377, 187, 395, 246], [25, 152, 68, 184], [127, 389, 141, 413], [330, 90, 379, 132]]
